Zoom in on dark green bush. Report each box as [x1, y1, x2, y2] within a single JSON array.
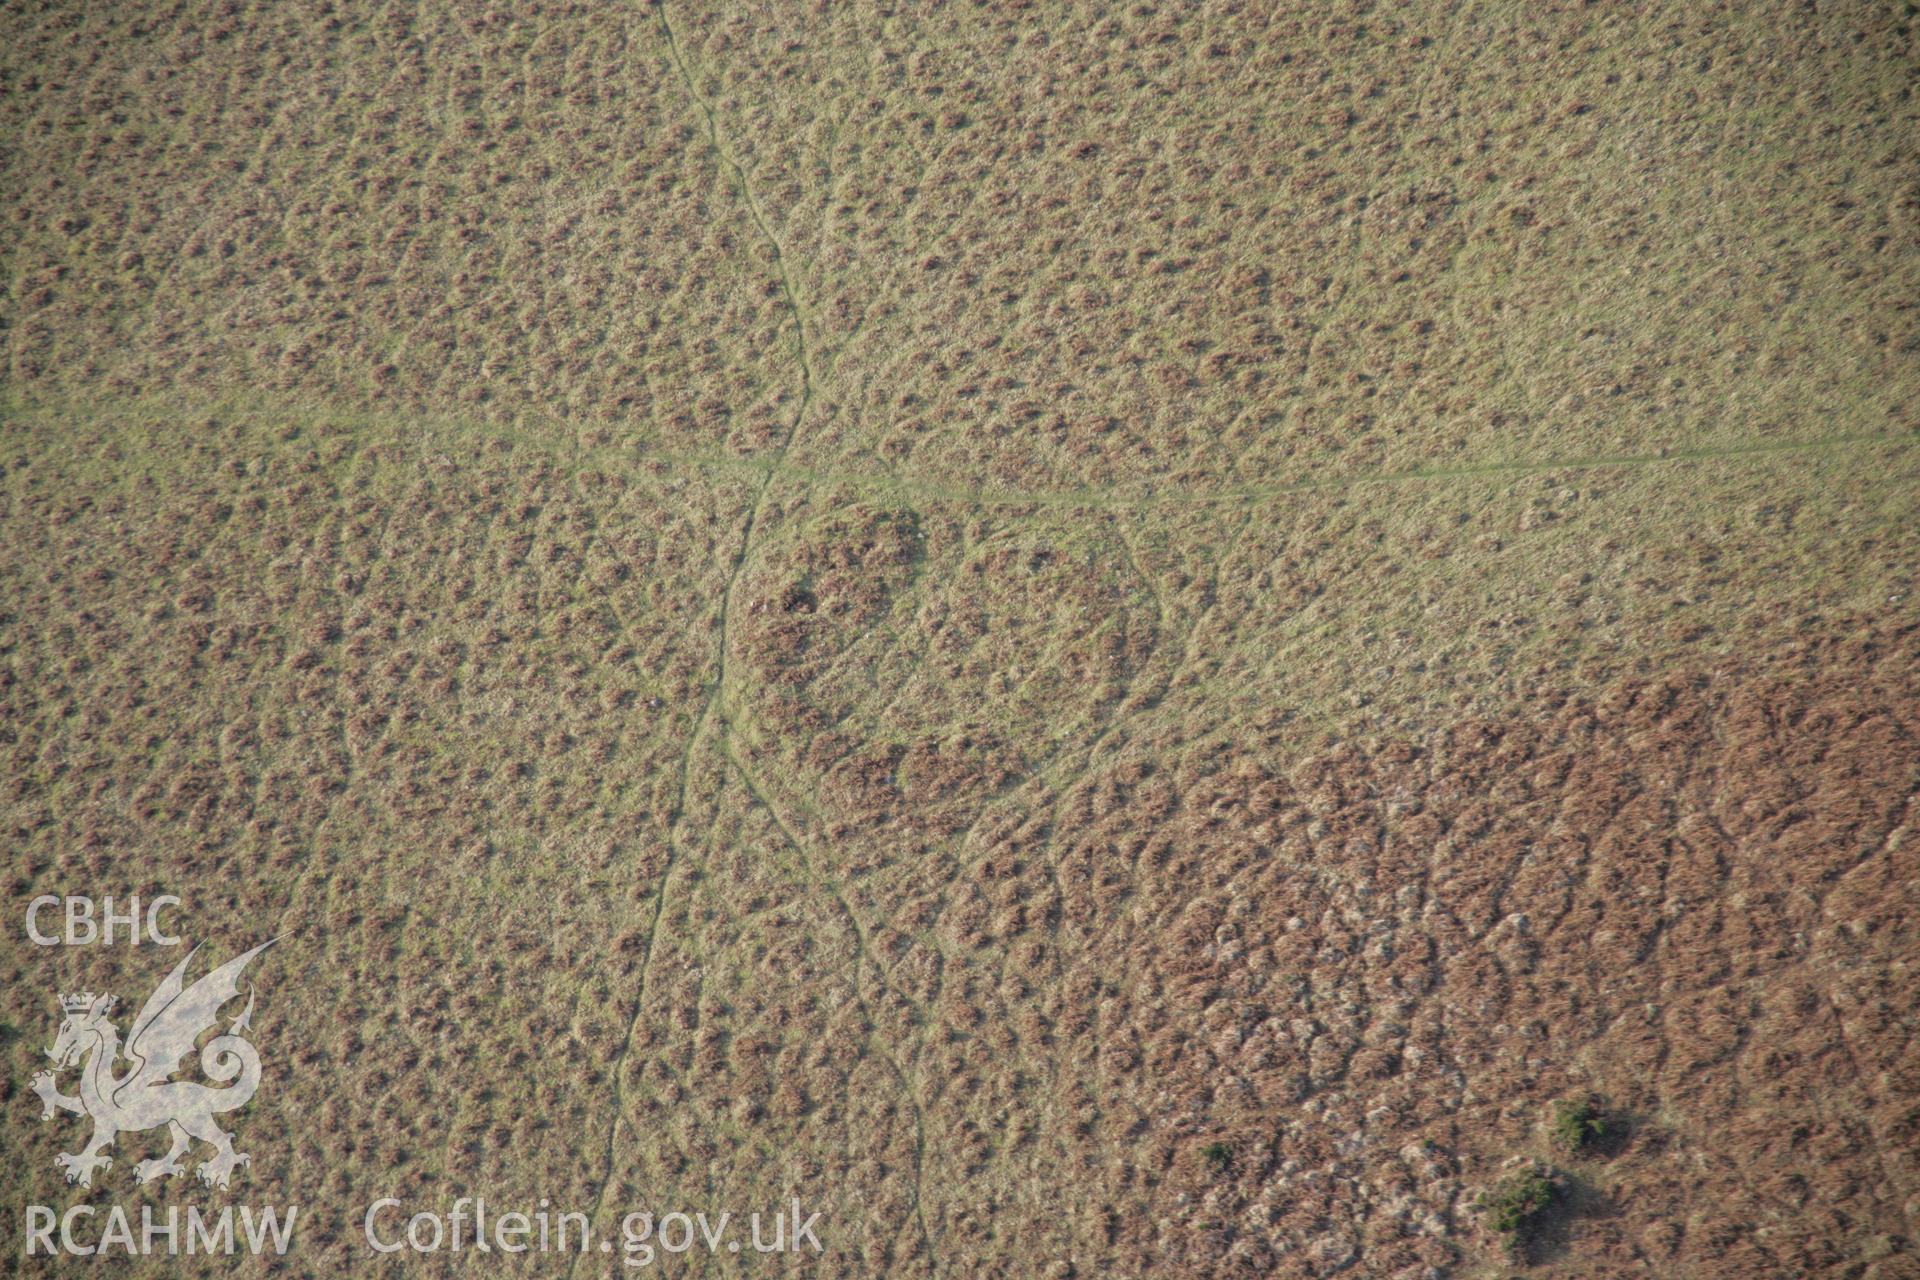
[[1478, 1162, 1557, 1235], [1550, 1096, 1607, 1154]]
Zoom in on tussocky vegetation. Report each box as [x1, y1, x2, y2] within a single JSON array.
[[3, 2, 1917, 1276]]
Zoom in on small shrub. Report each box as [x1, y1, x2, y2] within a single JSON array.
[[1200, 1142, 1232, 1171], [1478, 1162, 1557, 1235], [1550, 1096, 1607, 1154]]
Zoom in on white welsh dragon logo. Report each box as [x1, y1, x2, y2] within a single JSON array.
[[31, 940, 276, 1190]]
